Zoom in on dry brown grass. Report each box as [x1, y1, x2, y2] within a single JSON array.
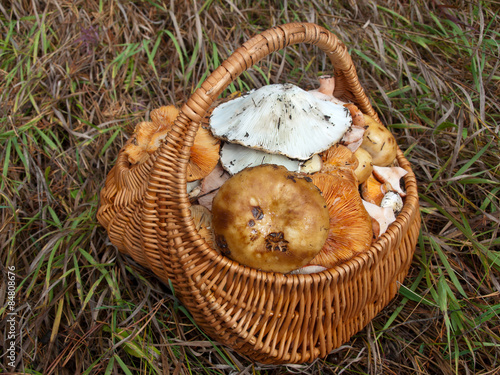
[[1, 0, 499, 374]]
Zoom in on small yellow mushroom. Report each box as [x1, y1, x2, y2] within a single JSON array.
[[353, 147, 373, 184], [361, 114, 398, 167]]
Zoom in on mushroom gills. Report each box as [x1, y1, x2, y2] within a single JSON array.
[[220, 142, 300, 175], [309, 173, 373, 268]]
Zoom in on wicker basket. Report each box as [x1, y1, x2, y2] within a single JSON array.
[[97, 22, 421, 364]]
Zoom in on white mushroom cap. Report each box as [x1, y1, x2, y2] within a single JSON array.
[[210, 83, 352, 160], [220, 142, 300, 175]]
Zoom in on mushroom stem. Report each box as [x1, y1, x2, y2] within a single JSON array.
[[344, 103, 365, 127], [317, 75, 336, 96], [353, 147, 373, 184], [309, 76, 347, 105]]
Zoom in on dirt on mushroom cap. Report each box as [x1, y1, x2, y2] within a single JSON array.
[[211, 164, 330, 273]]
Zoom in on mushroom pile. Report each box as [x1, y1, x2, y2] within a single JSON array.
[[122, 77, 408, 274]]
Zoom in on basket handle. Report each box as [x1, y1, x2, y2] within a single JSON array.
[[150, 22, 377, 281], [183, 22, 376, 133]]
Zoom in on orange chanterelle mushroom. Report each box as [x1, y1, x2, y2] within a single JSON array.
[[123, 105, 220, 181], [310, 173, 373, 268], [319, 143, 359, 186]]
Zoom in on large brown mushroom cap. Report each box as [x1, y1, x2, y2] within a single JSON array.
[[211, 164, 330, 273], [310, 173, 373, 268]]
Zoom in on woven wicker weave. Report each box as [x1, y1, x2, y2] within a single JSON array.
[[97, 22, 421, 364]]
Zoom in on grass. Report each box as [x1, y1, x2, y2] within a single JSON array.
[[1, 0, 499, 373]]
